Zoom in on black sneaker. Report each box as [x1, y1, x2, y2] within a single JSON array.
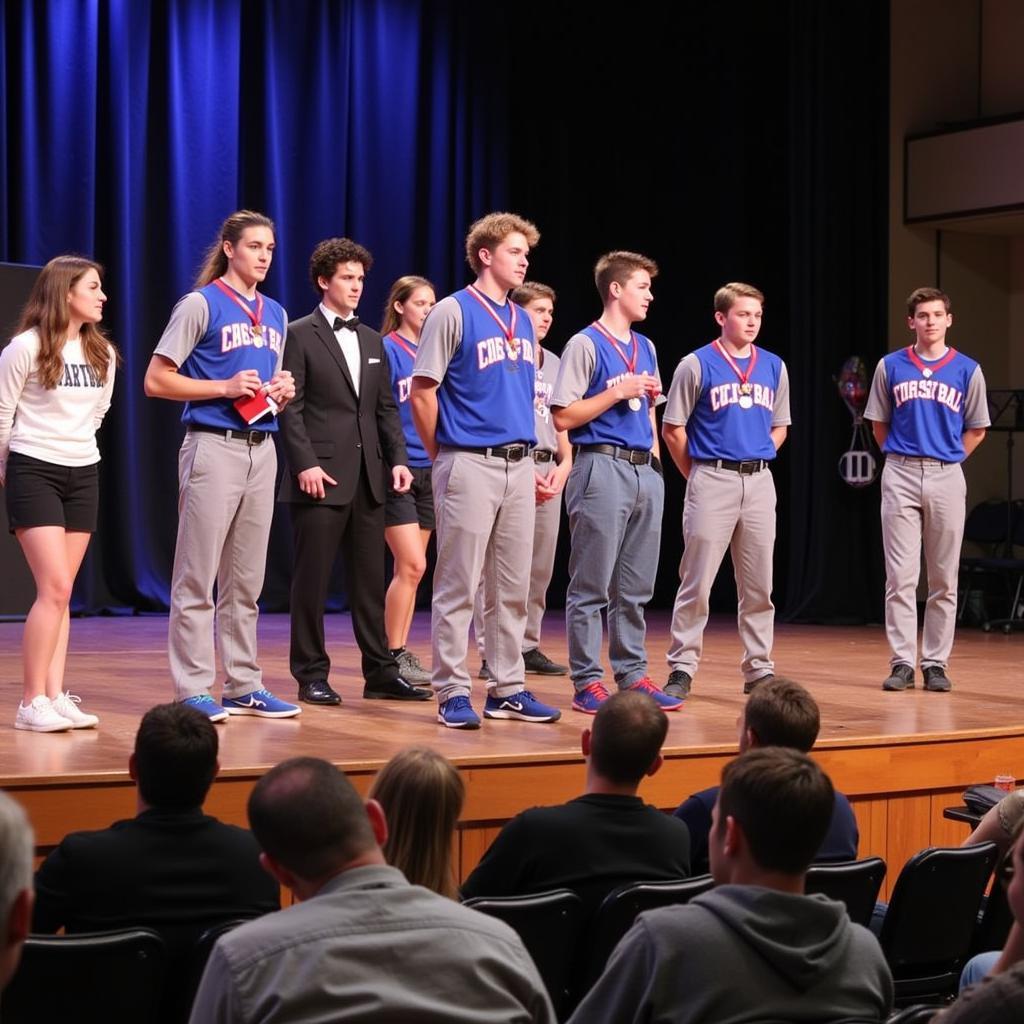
[[883, 663, 915, 691], [523, 648, 568, 676], [743, 674, 773, 695], [923, 665, 953, 692], [664, 670, 692, 699]]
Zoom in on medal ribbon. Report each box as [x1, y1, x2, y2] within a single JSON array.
[[906, 345, 957, 377], [714, 338, 757, 390], [388, 332, 419, 359], [591, 321, 638, 373], [467, 285, 517, 342], [214, 278, 264, 333]]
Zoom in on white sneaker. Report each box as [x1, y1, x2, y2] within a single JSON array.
[[15, 696, 74, 733], [51, 691, 100, 728]]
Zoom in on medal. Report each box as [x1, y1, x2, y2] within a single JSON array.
[[592, 321, 645, 411], [714, 338, 758, 408], [906, 344, 956, 381], [214, 278, 265, 338], [467, 285, 518, 360], [739, 395, 754, 409], [628, 397, 643, 411]]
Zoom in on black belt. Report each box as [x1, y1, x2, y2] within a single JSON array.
[[700, 458, 768, 474], [532, 450, 554, 464], [453, 444, 530, 462], [574, 443, 652, 466], [189, 424, 270, 446]]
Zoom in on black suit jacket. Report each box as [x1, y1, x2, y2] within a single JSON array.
[[278, 307, 408, 506]]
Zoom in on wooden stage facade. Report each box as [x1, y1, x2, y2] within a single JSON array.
[[2, 611, 1021, 897]]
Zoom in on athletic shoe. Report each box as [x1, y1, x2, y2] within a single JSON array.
[[181, 694, 229, 722], [571, 681, 611, 715], [882, 663, 915, 691], [743, 673, 773, 695], [51, 691, 99, 728], [222, 690, 302, 718], [522, 648, 569, 676], [664, 670, 692, 700], [923, 665, 953, 692], [478, 660, 495, 681], [627, 676, 684, 712], [395, 649, 431, 684], [484, 689, 561, 722], [14, 696, 73, 733], [437, 695, 481, 729]]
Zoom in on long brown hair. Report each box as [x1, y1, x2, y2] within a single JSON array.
[[194, 210, 275, 288], [368, 747, 464, 898], [380, 275, 435, 336], [15, 255, 117, 390]]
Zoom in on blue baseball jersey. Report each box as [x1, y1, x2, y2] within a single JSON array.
[[418, 288, 536, 448], [669, 342, 788, 462], [383, 332, 430, 467], [177, 283, 286, 431], [565, 325, 659, 449], [866, 347, 989, 462]]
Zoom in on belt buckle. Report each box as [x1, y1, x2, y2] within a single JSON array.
[[738, 460, 758, 475], [247, 432, 261, 447], [628, 449, 646, 465], [506, 444, 526, 462]]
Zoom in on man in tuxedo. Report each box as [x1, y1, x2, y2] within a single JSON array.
[[279, 238, 431, 705]]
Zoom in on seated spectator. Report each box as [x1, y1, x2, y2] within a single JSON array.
[[461, 690, 690, 917], [369, 746, 465, 898], [190, 757, 555, 1023], [33, 703, 279, 953], [0, 791, 33, 992], [569, 747, 894, 1024], [674, 677, 858, 873], [935, 818, 1024, 1022], [964, 787, 1024, 856]]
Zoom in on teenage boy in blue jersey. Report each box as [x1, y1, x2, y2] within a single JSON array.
[[865, 287, 989, 692], [550, 251, 682, 714], [410, 212, 561, 729], [661, 282, 790, 700]]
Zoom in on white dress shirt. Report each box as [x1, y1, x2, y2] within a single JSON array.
[[320, 303, 361, 396]]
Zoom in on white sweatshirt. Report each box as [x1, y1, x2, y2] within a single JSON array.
[[0, 329, 116, 480]]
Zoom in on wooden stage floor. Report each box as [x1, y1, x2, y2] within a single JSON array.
[[2, 611, 1022, 892]]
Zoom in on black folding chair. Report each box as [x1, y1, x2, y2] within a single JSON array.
[[805, 857, 887, 927], [879, 843, 999, 1006], [0, 927, 166, 1024], [464, 889, 585, 1020]]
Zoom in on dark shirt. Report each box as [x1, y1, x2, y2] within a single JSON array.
[[461, 793, 691, 919], [673, 785, 860, 875]]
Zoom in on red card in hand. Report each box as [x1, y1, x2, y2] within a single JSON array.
[[233, 391, 280, 425]]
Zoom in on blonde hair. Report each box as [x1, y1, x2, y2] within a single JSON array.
[[369, 747, 465, 898], [465, 212, 540, 275], [14, 255, 117, 390], [714, 282, 765, 315], [194, 210, 275, 289], [511, 281, 556, 306], [380, 275, 435, 336], [594, 251, 658, 302]]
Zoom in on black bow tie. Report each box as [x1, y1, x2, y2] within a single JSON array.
[[333, 316, 360, 332]]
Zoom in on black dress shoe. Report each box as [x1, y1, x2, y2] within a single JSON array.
[[363, 675, 432, 701], [297, 679, 342, 705]]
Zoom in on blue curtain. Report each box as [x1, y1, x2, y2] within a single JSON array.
[[0, 0, 508, 610]]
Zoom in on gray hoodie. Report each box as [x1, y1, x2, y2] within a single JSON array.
[[568, 884, 894, 1024]]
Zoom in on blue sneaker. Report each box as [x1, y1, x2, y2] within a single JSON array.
[[484, 689, 561, 722], [627, 676, 684, 712], [437, 695, 481, 729], [181, 694, 229, 723], [571, 681, 611, 715], [222, 689, 302, 718]]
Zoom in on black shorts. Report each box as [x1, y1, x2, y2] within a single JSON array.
[[385, 465, 435, 530], [4, 452, 99, 533]]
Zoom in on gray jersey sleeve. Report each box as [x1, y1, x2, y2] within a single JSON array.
[[963, 365, 991, 428], [773, 362, 792, 427], [412, 296, 463, 384], [864, 358, 890, 423], [661, 353, 702, 426], [550, 334, 597, 408], [153, 292, 209, 367]]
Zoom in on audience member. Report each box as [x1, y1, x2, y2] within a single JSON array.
[[369, 746, 465, 898], [569, 747, 893, 1023], [964, 787, 1024, 856], [190, 757, 555, 1023], [936, 818, 1024, 1022], [674, 677, 859, 873], [32, 703, 279, 951], [0, 791, 33, 992], [460, 690, 690, 917]]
